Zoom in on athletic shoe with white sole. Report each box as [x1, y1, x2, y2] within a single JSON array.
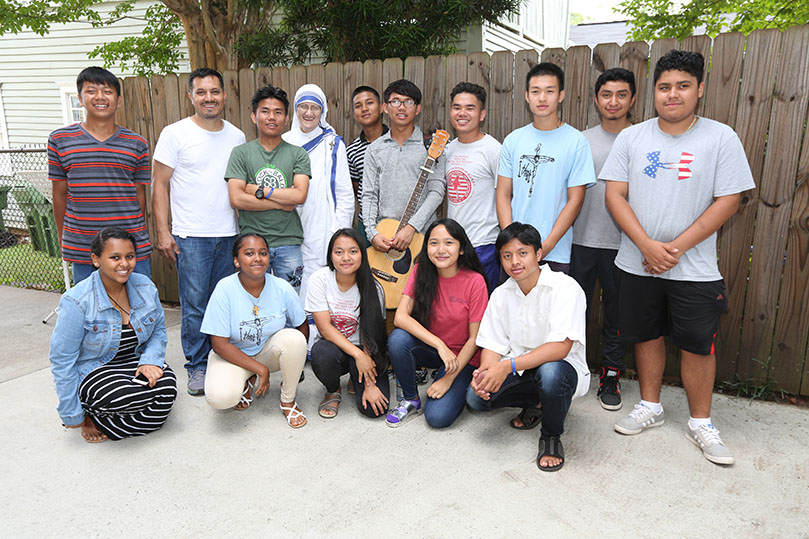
[[687, 424, 735, 465], [614, 403, 665, 434]]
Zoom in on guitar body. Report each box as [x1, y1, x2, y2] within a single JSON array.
[[367, 218, 424, 309]]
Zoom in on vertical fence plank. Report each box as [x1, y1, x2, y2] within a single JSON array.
[[115, 77, 127, 126], [342, 61, 363, 141], [643, 38, 679, 121], [774, 96, 809, 393], [513, 49, 538, 129], [162, 74, 182, 126], [177, 74, 194, 119], [272, 66, 290, 94], [589, 43, 621, 128], [305, 64, 324, 91], [363, 59, 383, 95], [289, 64, 306, 99], [239, 68, 256, 141], [222, 70, 240, 128], [445, 54, 467, 133], [741, 25, 809, 384], [563, 45, 591, 130], [716, 29, 782, 382], [702, 32, 745, 126], [541, 47, 566, 119], [467, 52, 491, 134], [422, 55, 446, 135], [324, 62, 345, 137], [382, 58, 403, 93], [255, 67, 272, 88], [405, 56, 426, 133], [619, 41, 650, 121], [490, 51, 514, 143], [680, 34, 712, 117]]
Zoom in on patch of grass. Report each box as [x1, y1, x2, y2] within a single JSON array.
[[0, 241, 66, 291], [717, 357, 788, 402]]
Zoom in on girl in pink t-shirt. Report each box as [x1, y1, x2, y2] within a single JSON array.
[[386, 219, 489, 428]]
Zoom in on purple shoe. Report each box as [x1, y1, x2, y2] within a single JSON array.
[[385, 398, 422, 428]]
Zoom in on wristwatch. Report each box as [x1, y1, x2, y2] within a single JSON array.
[[255, 187, 265, 199]]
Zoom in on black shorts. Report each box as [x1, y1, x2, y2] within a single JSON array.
[[616, 269, 728, 356]]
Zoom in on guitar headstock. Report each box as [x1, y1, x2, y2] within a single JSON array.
[[427, 130, 450, 160]]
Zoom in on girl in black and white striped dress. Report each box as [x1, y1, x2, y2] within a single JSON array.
[[49, 228, 177, 442]]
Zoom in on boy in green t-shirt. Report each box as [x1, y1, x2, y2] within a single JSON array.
[[225, 86, 312, 292]]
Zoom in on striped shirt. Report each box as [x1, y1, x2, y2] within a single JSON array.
[[48, 124, 151, 263], [346, 125, 388, 222]]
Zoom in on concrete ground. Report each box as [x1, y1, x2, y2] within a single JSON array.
[[1, 285, 808, 538]]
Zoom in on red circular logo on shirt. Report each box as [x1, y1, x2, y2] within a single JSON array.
[[447, 168, 473, 204], [331, 314, 358, 338]]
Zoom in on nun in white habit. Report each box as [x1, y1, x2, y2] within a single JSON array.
[[282, 84, 354, 303]]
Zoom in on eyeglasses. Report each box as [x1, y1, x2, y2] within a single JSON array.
[[297, 104, 322, 113], [387, 99, 416, 108]]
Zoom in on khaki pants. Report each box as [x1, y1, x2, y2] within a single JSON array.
[[205, 328, 307, 409]]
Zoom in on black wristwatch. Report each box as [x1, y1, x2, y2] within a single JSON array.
[[255, 187, 265, 199]]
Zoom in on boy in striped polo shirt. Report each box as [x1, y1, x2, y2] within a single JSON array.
[[49, 66, 152, 283]]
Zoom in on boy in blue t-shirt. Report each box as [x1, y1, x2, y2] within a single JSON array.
[[496, 62, 595, 273]]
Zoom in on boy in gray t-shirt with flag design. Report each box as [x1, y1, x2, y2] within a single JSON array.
[[602, 50, 755, 465]]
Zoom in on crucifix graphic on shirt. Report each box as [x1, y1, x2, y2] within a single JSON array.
[[518, 143, 555, 196]]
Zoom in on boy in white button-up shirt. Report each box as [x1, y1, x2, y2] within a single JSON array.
[[467, 222, 589, 471]]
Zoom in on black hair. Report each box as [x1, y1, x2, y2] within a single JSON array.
[[352, 85, 381, 102], [90, 227, 136, 257], [188, 68, 224, 92], [77, 66, 120, 96], [654, 49, 705, 84], [326, 228, 388, 370], [595, 67, 636, 96], [251, 85, 289, 114], [495, 222, 543, 253], [450, 82, 487, 107], [383, 79, 422, 105], [232, 233, 268, 258], [525, 62, 565, 92], [409, 219, 487, 329]]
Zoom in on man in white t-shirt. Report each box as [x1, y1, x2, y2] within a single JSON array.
[[152, 67, 246, 396], [571, 68, 636, 411], [467, 222, 589, 472], [445, 82, 501, 293]]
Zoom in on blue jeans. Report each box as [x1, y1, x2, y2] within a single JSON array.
[[268, 244, 303, 293], [466, 359, 577, 438], [388, 328, 475, 428], [72, 257, 152, 285], [175, 235, 236, 374], [475, 243, 500, 295]]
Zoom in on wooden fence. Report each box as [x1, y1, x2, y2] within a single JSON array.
[[115, 25, 809, 395]]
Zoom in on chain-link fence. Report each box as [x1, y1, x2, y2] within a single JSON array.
[[0, 148, 70, 292]]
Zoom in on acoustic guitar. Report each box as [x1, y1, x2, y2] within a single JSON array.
[[368, 129, 450, 309]]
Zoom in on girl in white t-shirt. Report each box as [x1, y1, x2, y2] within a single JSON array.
[[306, 228, 389, 418]]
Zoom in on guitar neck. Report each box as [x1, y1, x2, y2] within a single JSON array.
[[396, 156, 436, 234]]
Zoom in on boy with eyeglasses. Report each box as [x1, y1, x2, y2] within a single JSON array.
[[361, 79, 445, 254]]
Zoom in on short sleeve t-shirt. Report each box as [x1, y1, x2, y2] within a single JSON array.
[[48, 124, 151, 263], [403, 265, 488, 367], [499, 123, 596, 263], [153, 117, 245, 237], [224, 139, 311, 247], [201, 273, 307, 356], [572, 125, 621, 250], [304, 266, 385, 347], [476, 266, 590, 399], [445, 134, 501, 248], [599, 117, 756, 281]]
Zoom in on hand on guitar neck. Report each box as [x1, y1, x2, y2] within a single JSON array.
[[372, 225, 417, 253]]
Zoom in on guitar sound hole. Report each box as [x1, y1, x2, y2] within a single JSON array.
[[390, 249, 412, 274], [385, 249, 404, 262]]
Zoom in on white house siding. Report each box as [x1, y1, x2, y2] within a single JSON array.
[[0, 0, 189, 148]]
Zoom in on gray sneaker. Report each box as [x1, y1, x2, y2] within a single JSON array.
[[187, 370, 205, 396], [614, 403, 665, 435], [687, 424, 734, 465]]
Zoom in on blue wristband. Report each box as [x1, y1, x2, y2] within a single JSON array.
[[265, 186, 275, 199], [510, 357, 517, 376]]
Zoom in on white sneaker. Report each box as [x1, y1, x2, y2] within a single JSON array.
[[614, 403, 665, 435], [687, 424, 735, 465]]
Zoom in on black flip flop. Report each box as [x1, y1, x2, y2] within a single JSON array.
[[536, 435, 564, 472], [510, 406, 543, 430]]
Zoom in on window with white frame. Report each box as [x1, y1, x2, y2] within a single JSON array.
[[58, 83, 85, 126]]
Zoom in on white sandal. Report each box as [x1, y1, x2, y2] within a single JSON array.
[[235, 375, 257, 411], [279, 401, 307, 428]]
